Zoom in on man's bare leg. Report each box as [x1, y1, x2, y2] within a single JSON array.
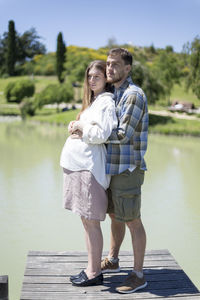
[[126, 218, 146, 271], [116, 218, 147, 294], [108, 213, 126, 258]]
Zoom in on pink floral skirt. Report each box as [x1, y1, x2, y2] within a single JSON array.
[[63, 169, 108, 221]]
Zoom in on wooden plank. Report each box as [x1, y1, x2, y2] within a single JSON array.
[[24, 266, 182, 277], [22, 273, 194, 287], [26, 254, 175, 264], [28, 249, 170, 256], [20, 291, 200, 300], [20, 250, 200, 300], [21, 280, 198, 292], [25, 260, 179, 270], [22, 270, 189, 284]]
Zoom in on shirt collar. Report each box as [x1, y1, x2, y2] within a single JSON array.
[[114, 76, 133, 103], [115, 76, 133, 92]]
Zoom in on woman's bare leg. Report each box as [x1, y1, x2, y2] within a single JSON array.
[[81, 217, 103, 279]]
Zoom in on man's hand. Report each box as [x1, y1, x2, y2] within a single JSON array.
[[70, 130, 83, 139]]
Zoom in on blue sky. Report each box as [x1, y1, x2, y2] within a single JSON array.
[[0, 0, 200, 53]]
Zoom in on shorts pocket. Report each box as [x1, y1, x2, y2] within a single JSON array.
[[112, 189, 141, 222]]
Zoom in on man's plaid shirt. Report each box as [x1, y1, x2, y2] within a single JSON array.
[[106, 76, 148, 175]]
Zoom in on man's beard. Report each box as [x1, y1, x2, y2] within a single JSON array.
[[107, 74, 124, 84]]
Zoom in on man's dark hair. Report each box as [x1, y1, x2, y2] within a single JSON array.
[[108, 48, 133, 66]]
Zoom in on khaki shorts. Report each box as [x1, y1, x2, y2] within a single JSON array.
[[107, 167, 145, 222]]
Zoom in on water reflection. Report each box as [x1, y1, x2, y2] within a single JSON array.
[[143, 134, 200, 293], [0, 123, 200, 299]]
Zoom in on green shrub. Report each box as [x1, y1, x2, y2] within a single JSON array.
[[5, 81, 15, 102], [44, 63, 55, 75], [35, 84, 58, 108], [58, 82, 74, 103], [36, 82, 74, 109], [19, 97, 36, 119], [149, 113, 174, 126], [5, 79, 35, 103]]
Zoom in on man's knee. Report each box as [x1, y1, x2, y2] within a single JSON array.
[[109, 213, 125, 226], [126, 217, 143, 230], [108, 213, 115, 221]]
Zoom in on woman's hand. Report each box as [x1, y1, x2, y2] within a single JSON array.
[[71, 121, 84, 133], [68, 121, 83, 139], [68, 121, 76, 134]]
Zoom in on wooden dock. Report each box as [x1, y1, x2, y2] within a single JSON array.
[[20, 249, 200, 300], [0, 275, 8, 300]]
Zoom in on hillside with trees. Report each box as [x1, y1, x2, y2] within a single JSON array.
[[0, 20, 200, 127]]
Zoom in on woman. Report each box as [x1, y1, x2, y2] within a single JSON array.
[[60, 60, 117, 286]]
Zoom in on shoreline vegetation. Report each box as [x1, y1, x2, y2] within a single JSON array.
[[0, 107, 200, 137], [0, 76, 200, 137], [30, 111, 200, 137]]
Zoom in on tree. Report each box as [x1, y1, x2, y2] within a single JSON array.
[[149, 44, 156, 54], [69, 57, 90, 82], [107, 37, 118, 49], [165, 45, 174, 53], [7, 20, 16, 75], [16, 28, 46, 63], [0, 22, 46, 75], [186, 36, 200, 99], [132, 61, 165, 104], [56, 32, 66, 83], [0, 35, 6, 74], [153, 51, 181, 103]]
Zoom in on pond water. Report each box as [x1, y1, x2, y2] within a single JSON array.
[[0, 122, 200, 299]]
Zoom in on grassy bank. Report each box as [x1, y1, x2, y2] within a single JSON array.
[[25, 109, 200, 137], [30, 108, 79, 125], [1, 105, 199, 137], [1, 102, 200, 137], [149, 114, 200, 136], [0, 76, 200, 136], [0, 104, 20, 115]]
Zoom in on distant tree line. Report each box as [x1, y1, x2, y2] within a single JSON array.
[[1, 20, 200, 113]]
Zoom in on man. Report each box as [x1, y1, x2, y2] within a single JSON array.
[[101, 48, 148, 294]]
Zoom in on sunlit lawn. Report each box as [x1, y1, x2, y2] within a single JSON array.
[[30, 108, 80, 125]]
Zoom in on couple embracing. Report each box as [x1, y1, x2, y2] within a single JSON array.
[[60, 48, 148, 294]]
